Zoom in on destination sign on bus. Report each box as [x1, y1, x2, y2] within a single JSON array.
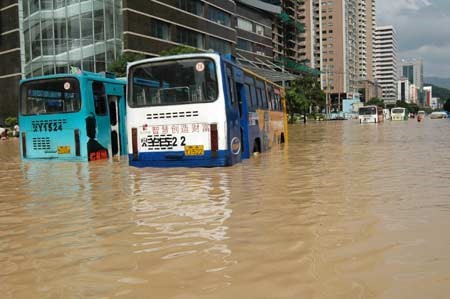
[[139, 123, 210, 151]]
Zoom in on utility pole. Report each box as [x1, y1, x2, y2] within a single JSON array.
[[325, 67, 330, 120]]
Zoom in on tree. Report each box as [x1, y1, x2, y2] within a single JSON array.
[[444, 98, 450, 112], [366, 97, 384, 107], [286, 75, 325, 123], [394, 100, 419, 113], [286, 85, 308, 123], [4, 116, 17, 127], [159, 45, 201, 56], [108, 52, 146, 77]]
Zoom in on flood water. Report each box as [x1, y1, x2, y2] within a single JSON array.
[[1, 119, 450, 298]]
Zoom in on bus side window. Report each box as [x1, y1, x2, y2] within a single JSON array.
[[109, 96, 118, 126], [256, 88, 263, 109], [244, 75, 257, 110], [261, 88, 268, 109], [268, 87, 275, 110], [226, 66, 236, 105], [244, 84, 252, 109], [93, 81, 107, 115], [250, 86, 257, 110], [262, 88, 270, 109]]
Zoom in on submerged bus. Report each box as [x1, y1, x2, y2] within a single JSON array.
[[391, 107, 408, 121], [126, 53, 288, 167], [19, 72, 127, 161], [358, 105, 384, 123]]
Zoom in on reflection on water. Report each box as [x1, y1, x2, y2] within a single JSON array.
[[1, 120, 450, 298]]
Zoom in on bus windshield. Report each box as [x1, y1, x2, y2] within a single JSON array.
[[359, 106, 376, 115], [129, 58, 218, 107], [21, 78, 81, 115], [392, 108, 405, 114]]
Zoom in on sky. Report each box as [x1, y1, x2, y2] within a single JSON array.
[[377, 0, 450, 78]]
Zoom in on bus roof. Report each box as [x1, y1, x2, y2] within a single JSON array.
[[20, 71, 125, 85], [127, 52, 284, 91]]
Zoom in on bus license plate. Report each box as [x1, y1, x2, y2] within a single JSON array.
[[57, 146, 71, 154], [184, 145, 204, 156]]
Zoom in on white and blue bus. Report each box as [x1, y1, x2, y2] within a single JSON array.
[[391, 107, 409, 121], [126, 53, 288, 167], [358, 105, 384, 123], [19, 72, 127, 161]]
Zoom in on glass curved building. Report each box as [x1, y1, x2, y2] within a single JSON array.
[[21, 0, 122, 77]]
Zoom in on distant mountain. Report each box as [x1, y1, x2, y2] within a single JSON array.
[[424, 77, 450, 90], [425, 84, 450, 101]]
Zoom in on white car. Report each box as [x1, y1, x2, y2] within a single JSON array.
[[430, 111, 448, 119]]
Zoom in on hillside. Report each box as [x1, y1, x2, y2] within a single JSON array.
[[424, 83, 450, 101], [424, 77, 450, 90]]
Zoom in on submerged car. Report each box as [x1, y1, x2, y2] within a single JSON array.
[[429, 111, 448, 119]]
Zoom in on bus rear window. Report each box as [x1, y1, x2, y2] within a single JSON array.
[[21, 78, 81, 115], [129, 58, 218, 107], [359, 107, 376, 115]]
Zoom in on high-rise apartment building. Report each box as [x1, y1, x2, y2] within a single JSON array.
[[123, 1, 236, 58], [398, 58, 423, 89], [358, 0, 376, 82], [374, 25, 398, 104], [235, 0, 280, 67], [317, 0, 376, 110], [398, 77, 411, 103], [0, 0, 21, 120]]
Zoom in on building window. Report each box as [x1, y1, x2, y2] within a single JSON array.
[[176, 27, 204, 49], [237, 38, 252, 51], [150, 19, 170, 40], [207, 6, 231, 26], [254, 44, 266, 56], [176, 0, 204, 16], [237, 18, 252, 32], [208, 36, 231, 54], [255, 24, 264, 36]]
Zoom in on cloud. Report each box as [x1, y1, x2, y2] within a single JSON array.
[[377, 0, 431, 21], [400, 43, 450, 77], [377, 0, 450, 77]]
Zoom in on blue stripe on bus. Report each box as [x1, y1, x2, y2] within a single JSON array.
[[128, 150, 230, 167]]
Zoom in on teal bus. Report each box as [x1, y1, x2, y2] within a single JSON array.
[[19, 72, 127, 161]]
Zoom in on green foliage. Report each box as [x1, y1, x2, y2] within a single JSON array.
[[107, 52, 146, 77], [366, 97, 384, 107], [5, 116, 17, 127], [286, 75, 325, 123], [425, 84, 450, 100], [408, 103, 419, 114], [159, 45, 201, 56], [394, 100, 419, 113], [444, 98, 450, 112]]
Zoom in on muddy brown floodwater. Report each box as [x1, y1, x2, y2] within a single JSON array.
[[1, 119, 450, 298]]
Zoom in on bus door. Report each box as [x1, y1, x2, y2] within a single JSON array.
[[89, 81, 110, 161], [106, 82, 127, 158], [234, 69, 251, 159], [225, 64, 242, 165], [108, 95, 121, 157]]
